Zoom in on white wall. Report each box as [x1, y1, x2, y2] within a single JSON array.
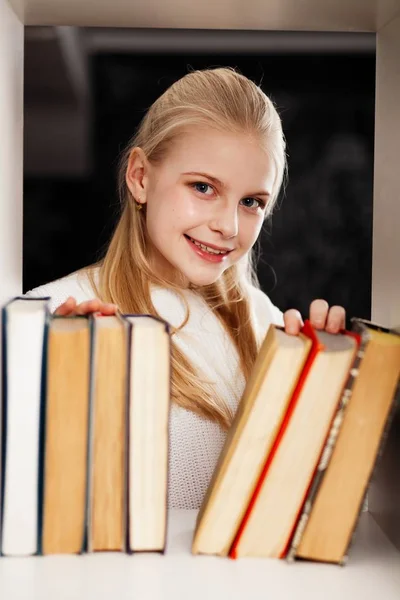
[[0, 0, 23, 304], [372, 14, 400, 328]]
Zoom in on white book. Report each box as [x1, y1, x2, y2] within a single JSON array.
[[123, 315, 171, 553], [1, 297, 50, 556]]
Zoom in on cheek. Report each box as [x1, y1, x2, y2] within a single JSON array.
[[159, 187, 202, 229], [144, 202, 169, 246], [146, 186, 192, 238], [173, 188, 204, 223], [239, 215, 264, 248]]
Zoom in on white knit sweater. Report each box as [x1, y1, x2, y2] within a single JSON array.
[[24, 269, 284, 509]]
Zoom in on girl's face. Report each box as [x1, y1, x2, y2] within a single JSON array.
[[128, 126, 276, 287]]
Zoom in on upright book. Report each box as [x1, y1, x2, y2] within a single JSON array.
[[87, 314, 128, 552], [123, 315, 171, 553], [1, 297, 50, 556], [41, 315, 91, 555]]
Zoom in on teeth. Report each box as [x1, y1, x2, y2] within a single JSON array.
[[189, 237, 228, 255]]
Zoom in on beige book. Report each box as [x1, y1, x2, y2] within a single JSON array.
[[192, 326, 312, 556], [232, 329, 358, 559], [295, 324, 400, 564], [42, 316, 91, 555], [89, 315, 128, 552], [124, 315, 171, 553]]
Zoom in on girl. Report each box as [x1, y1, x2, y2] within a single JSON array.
[[25, 67, 345, 509]]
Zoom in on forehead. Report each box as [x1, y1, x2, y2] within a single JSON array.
[[163, 126, 275, 190]]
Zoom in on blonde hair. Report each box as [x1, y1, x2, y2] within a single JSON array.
[[87, 67, 286, 429]]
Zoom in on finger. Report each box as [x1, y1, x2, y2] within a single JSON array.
[[99, 303, 118, 315], [75, 299, 103, 315], [75, 299, 118, 316], [309, 299, 329, 330], [54, 297, 76, 316], [326, 305, 346, 334], [284, 309, 304, 335]]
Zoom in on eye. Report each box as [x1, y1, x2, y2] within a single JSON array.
[[191, 182, 214, 196], [240, 197, 265, 211]]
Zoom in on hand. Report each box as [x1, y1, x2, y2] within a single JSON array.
[[54, 297, 118, 316], [283, 299, 346, 336]]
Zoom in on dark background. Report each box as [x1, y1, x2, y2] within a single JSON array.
[[23, 33, 375, 324]]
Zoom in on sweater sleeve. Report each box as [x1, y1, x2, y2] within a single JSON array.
[[24, 270, 97, 313], [249, 285, 284, 345]]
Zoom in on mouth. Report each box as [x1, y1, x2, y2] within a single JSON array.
[[184, 234, 233, 255], [184, 234, 234, 264]]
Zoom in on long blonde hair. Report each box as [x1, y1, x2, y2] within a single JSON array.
[[87, 67, 286, 429]]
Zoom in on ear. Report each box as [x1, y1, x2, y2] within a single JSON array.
[[125, 147, 150, 205]]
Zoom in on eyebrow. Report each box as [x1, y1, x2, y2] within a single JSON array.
[[182, 171, 271, 197]]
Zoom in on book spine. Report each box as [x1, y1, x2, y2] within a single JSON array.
[[122, 318, 130, 554], [76, 315, 92, 556], [286, 328, 367, 563], [36, 305, 51, 556], [162, 328, 172, 555], [114, 312, 130, 554], [125, 319, 133, 555], [84, 315, 96, 554], [0, 305, 7, 553]]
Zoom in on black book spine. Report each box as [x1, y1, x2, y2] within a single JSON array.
[[0, 305, 7, 555], [36, 305, 51, 556]]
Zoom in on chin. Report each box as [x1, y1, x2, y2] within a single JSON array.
[[185, 268, 225, 288]]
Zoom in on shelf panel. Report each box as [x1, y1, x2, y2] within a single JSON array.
[[7, 0, 400, 31], [0, 510, 399, 600]]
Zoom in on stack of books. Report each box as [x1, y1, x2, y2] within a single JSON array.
[[0, 297, 171, 556], [192, 319, 400, 564]]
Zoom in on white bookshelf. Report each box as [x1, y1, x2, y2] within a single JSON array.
[[1, 0, 399, 594], [0, 510, 399, 600]]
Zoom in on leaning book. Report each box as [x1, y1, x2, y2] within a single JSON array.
[[287, 320, 400, 564]]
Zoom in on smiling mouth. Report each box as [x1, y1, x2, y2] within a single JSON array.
[[184, 235, 233, 255]]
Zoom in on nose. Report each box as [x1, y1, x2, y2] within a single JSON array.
[[209, 205, 239, 239]]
